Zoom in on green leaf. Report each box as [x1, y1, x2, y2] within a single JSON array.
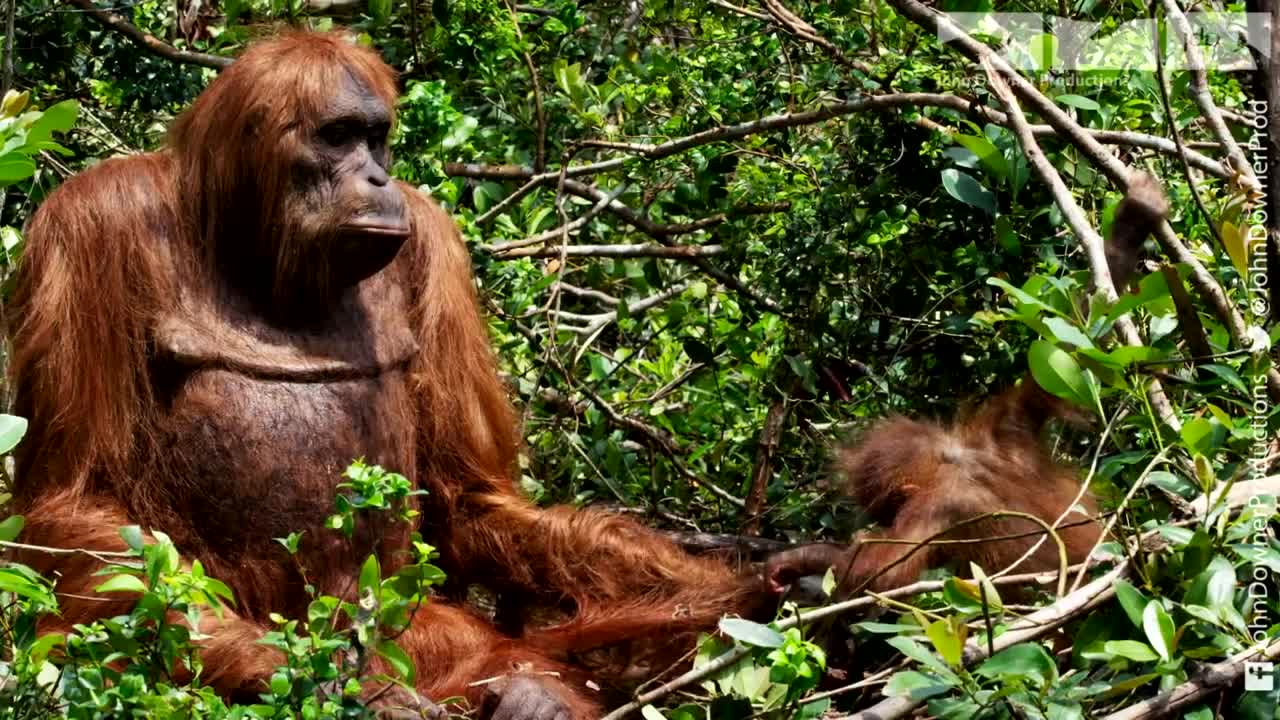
[[988, 277, 1054, 313], [1055, 94, 1101, 111], [718, 618, 784, 648], [995, 214, 1020, 254], [0, 415, 27, 455], [204, 577, 237, 605], [1141, 601, 1175, 661], [359, 554, 381, 595], [1144, 471, 1198, 500], [1180, 417, 1225, 456], [0, 154, 36, 185], [953, 135, 1008, 179], [1113, 580, 1149, 629], [376, 640, 416, 684], [0, 568, 47, 599], [1189, 556, 1237, 610], [95, 574, 147, 595], [1, 90, 29, 117], [1182, 529, 1213, 576], [368, 0, 391, 23], [1103, 640, 1159, 662], [27, 632, 64, 664], [882, 670, 954, 700], [1028, 33, 1059, 72], [924, 619, 964, 667], [1041, 317, 1094, 349], [0, 515, 23, 543], [441, 115, 478, 151], [1, 226, 20, 253], [119, 525, 146, 552], [1220, 220, 1249, 277], [886, 636, 955, 678], [941, 169, 996, 214], [1027, 340, 1096, 409], [270, 670, 291, 696], [821, 568, 836, 597], [976, 643, 1057, 686], [26, 100, 79, 144]]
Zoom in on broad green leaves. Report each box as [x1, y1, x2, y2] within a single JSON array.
[[0, 415, 28, 455], [1028, 339, 1100, 412], [941, 168, 996, 215]]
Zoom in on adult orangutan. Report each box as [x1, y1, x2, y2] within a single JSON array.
[[766, 172, 1170, 598], [7, 32, 779, 719]]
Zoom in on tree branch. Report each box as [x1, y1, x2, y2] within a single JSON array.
[[494, 243, 723, 259], [981, 58, 1180, 429], [1161, 0, 1259, 188], [66, 0, 233, 70], [884, 0, 1280, 403], [1101, 639, 1280, 720], [456, 90, 1229, 186]]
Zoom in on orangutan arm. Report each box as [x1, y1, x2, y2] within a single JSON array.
[[398, 189, 772, 622], [449, 491, 765, 610]]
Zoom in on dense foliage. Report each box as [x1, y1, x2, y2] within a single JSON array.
[[0, 0, 1276, 718]]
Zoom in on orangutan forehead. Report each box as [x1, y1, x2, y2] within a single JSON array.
[[312, 70, 393, 126]]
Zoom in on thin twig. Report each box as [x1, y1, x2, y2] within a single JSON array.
[[2, 0, 15, 94], [485, 184, 628, 253], [505, 0, 547, 173], [493, 243, 724, 259], [980, 56, 1181, 430], [1069, 447, 1173, 592], [1160, 0, 1259, 188]]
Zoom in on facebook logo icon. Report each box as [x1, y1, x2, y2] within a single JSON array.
[[1246, 662, 1275, 692]]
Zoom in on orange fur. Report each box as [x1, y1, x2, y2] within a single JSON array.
[[808, 173, 1171, 595], [830, 377, 1103, 593], [7, 31, 767, 716]]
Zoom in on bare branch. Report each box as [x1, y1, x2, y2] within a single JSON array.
[[743, 396, 790, 535], [554, 283, 693, 335], [66, 0, 232, 70], [884, 0, 1280, 403], [760, 0, 873, 74], [504, 0, 547, 173], [981, 58, 1180, 429], [708, 0, 770, 22], [555, 283, 620, 306], [1161, 0, 1259, 188], [456, 91, 1229, 184], [494, 243, 723, 259], [485, 184, 627, 253]]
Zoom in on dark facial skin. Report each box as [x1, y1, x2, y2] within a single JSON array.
[[293, 73, 409, 288], [765, 543, 847, 596], [480, 676, 573, 720]]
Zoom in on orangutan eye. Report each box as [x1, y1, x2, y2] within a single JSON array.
[[319, 120, 359, 147]]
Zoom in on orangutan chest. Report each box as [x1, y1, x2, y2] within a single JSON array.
[[161, 368, 418, 547]]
